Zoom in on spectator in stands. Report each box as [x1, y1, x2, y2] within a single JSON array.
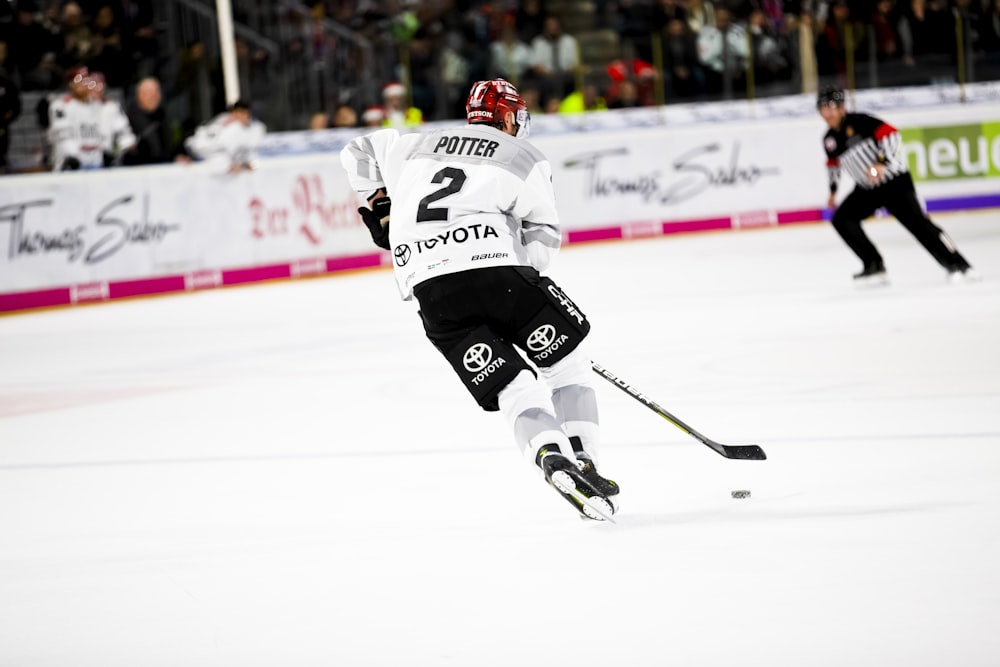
[[516, 0, 546, 44], [686, 0, 716, 34], [8, 0, 62, 91], [815, 0, 865, 75], [607, 79, 642, 108], [308, 111, 330, 129], [488, 21, 531, 87], [870, 0, 901, 62], [558, 80, 607, 113], [56, 2, 93, 74], [185, 98, 265, 174], [525, 16, 579, 103], [606, 58, 658, 106], [381, 82, 422, 128], [0, 40, 22, 174], [663, 17, 704, 98], [87, 70, 135, 166], [697, 7, 749, 95], [120, 0, 159, 80], [897, 0, 951, 66], [748, 7, 790, 85], [361, 106, 385, 127], [332, 104, 358, 128], [652, 0, 687, 29], [47, 66, 104, 170], [519, 85, 543, 114], [85, 3, 127, 88], [123, 77, 180, 165]]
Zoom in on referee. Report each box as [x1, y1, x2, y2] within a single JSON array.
[[818, 86, 977, 283]]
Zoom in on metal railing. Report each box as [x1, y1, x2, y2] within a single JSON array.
[[160, 0, 383, 131]]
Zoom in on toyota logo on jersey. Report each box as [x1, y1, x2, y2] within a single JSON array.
[[527, 323, 569, 361], [394, 244, 411, 266], [527, 324, 557, 351], [463, 342, 507, 386], [463, 343, 493, 372]]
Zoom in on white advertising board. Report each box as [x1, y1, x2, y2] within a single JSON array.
[[0, 156, 371, 294], [2, 96, 999, 311]]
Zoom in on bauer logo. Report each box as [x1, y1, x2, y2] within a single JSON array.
[[902, 122, 1000, 182]]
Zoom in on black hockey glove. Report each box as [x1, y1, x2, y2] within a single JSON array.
[[358, 196, 392, 250]]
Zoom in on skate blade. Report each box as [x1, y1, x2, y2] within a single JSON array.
[[551, 471, 617, 523], [853, 274, 889, 288]]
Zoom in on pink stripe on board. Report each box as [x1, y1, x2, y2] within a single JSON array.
[[776, 208, 822, 225], [222, 263, 292, 286], [326, 253, 384, 272], [0, 288, 71, 312], [110, 275, 186, 299], [566, 226, 624, 243], [662, 217, 731, 234]]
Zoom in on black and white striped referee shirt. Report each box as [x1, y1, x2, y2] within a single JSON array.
[[823, 113, 907, 193]]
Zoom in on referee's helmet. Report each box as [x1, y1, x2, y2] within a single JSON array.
[[817, 85, 846, 108]]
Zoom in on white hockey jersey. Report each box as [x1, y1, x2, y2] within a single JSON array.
[[185, 112, 266, 168], [340, 125, 562, 300], [98, 98, 136, 160], [47, 94, 104, 170]]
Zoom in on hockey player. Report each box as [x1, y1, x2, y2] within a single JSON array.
[[185, 99, 265, 174], [46, 67, 104, 171], [87, 71, 136, 166], [818, 85, 976, 283], [340, 78, 618, 521]]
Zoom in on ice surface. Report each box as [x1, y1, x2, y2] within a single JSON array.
[[2, 211, 999, 666]]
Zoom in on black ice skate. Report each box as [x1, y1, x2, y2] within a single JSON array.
[[568, 436, 620, 499], [947, 262, 981, 284], [536, 446, 616, 522], [853, 262, 888, 286]]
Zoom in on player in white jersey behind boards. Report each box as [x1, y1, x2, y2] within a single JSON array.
[[46, 67, 104, 171], [340, 78, 619, 521], [87, 71, 136, 166], [818, 85, 977, 285], [185, 99, 265, 174]]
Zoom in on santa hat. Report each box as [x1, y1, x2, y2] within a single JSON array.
[[382, 82, 406, 99], [362, 106, 386, 123]]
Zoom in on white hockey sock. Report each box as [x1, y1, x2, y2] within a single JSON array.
[[498, 370, 574, 463]]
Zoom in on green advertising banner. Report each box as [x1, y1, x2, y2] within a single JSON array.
[[902, 123, 1000, 181]]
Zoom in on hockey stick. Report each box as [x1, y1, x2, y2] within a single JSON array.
[[592, 362, 767, 461]]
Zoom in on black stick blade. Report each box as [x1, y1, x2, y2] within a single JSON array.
[[720, 444, 767, 460]]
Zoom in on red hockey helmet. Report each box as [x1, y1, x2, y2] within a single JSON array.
[[465, 78, 530, 138], [66, 66, 89, 86], [86, 70, 106, 100]]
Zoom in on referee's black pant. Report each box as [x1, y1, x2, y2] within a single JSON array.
[[831, 173, 970, 272]]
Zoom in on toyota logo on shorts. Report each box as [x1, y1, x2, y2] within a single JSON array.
[[463, 343, 493, 372], [527, 324, 557, 351], [394, 244, 411, 267]]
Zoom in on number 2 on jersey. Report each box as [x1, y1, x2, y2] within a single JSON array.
[[416, 167, 467, 222]]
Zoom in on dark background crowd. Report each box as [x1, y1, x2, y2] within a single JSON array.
[[2, 0, 1000, 174]]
